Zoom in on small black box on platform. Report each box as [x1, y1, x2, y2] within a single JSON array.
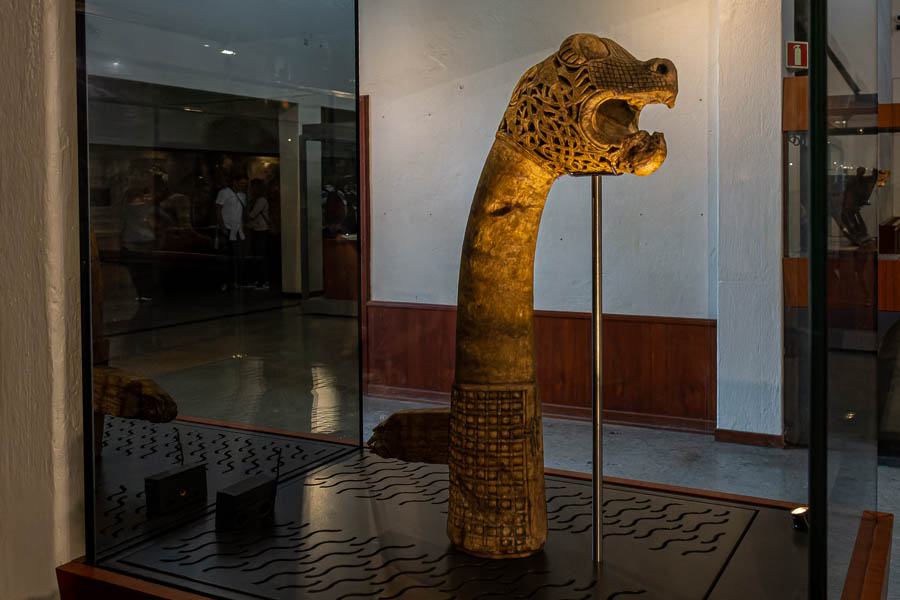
[[144, 463, 207, 517], [215, 475, 277, 530], [144, 428, 208, 518], [215, 447, 281, 531]]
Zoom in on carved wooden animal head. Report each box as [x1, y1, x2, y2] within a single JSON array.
[[498, 34, 678, 176]]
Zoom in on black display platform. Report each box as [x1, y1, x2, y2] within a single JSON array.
[[95, 425, 808, 600], [95, 417, 354, 554]]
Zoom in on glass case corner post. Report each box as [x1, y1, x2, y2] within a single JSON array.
[[808, 0, 828, 596], [591, 174, 603, 566], [75, 0, 96, 566]]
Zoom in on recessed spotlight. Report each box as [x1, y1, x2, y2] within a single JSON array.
[[845, 411, 856, 420], [203, 44, 210, 48], [791, 506, 809, 532], [221, 49, 236, 55], [287, 138, 292, 142], [112, 61, 120, 67]]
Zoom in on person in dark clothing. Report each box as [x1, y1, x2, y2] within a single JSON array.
[[121, 187, 156, 301], [246, 178, 270, 288]]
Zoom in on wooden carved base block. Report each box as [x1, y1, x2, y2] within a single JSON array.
[[447, 382, 546, 558]]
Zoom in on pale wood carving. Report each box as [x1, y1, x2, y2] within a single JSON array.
[[373, 34, 678, 558]]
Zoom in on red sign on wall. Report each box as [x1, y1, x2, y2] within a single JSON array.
[[786, 41, 808, 69]]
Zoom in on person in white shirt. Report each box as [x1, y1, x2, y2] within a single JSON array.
[[216, 174, 248, 289], [247, 178, 270, 288]]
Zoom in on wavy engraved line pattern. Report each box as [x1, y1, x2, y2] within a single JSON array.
[[202, 561, 249, 573], [335, 589, 385, 600], [605, 504, 652, 519], [618, 514, 668, 528], [682, 519, 728, 533], [666, 508, 711, 523], [358, 544, 416, 560], [607, 591, 648, 599], [634, 524, 683, 539], [573, 579, 598, 592], [602, 528, 637, 538], [398, 491, 448, 506], [239, 543, 309, 560], [273, 578, 323, 591], [465, 570, 553, 599], [305, 559, 371, 581], [322, 470, 443, 491], [349, 536, 378, 547], [650, 502, 683, 513], [422, 555, 488, 579], [514, 579, 577, 599], [547, 498, 593, 515], [250, 564, 315, 584], [601, 496, 636, 507], [304, 573, 379, 594], [288, 528, 343, 543], [550, 511, 591, 525], [171, 532, 343, 566], [649, 535, 699, 551], [381, 583, 445, 600], [243, 556, 311, 575], [421, 551, 454, 565], [290, 537, 356, 558], [682, 546, 718, 556], [700, 531, 727, 545], [547, 491, 586, 503], [439, 570, 507, 593], [371, 566, 434, 586]]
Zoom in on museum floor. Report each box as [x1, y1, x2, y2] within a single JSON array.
[[106, 301, 900, 596]]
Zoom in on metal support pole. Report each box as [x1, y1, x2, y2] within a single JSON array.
[[591, 174, 603, 566]]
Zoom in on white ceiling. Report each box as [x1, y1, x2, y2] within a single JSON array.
[[85, 0, 356, 106]]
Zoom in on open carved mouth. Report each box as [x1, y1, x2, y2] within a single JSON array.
[[581, 93, 674, 176], [591, 99, 642, 145]]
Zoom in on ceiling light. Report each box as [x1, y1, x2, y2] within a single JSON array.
[[203, 44, 210, 48], [791, 506, 808, 532], [221, 49, 236, 55]]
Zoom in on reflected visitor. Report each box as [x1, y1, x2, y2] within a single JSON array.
[[323, 183, 345, 238], [121, 187, 156, 302], [341, 182, 359, 235], [247, 178, 270, 289], [216, 174, 248, 290]]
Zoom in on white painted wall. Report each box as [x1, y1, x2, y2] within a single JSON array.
[[0, 0, 84, 597], [360, 0, 716, 318], [362, 1, 786, 433], [716, 0, 784, 435]]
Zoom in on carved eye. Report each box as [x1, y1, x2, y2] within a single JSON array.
[[558, 34, 609, 66]]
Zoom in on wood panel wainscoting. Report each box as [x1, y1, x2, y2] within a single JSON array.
[[364, 301, 716, 433], [783, 253, 879, 328]]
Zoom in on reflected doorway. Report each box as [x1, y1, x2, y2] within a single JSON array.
[[299, 112, 359, 317]]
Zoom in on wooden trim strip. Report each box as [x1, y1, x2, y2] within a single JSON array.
[[367, 384, 450, 404], [841, 511, 894, 600], [366, 299, 716, 327], [715, 428, 785, 449], [175, 416, 359, 447], [363, 390, 715, 434], [57, 559, 211, 599], [367, 299, 455, 312], [359, 95, 371, 395]]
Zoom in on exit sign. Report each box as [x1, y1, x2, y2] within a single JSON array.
[[786, 41, 808, 69]]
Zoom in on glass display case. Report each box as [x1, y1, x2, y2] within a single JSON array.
[[63, 1, 894, 599]]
